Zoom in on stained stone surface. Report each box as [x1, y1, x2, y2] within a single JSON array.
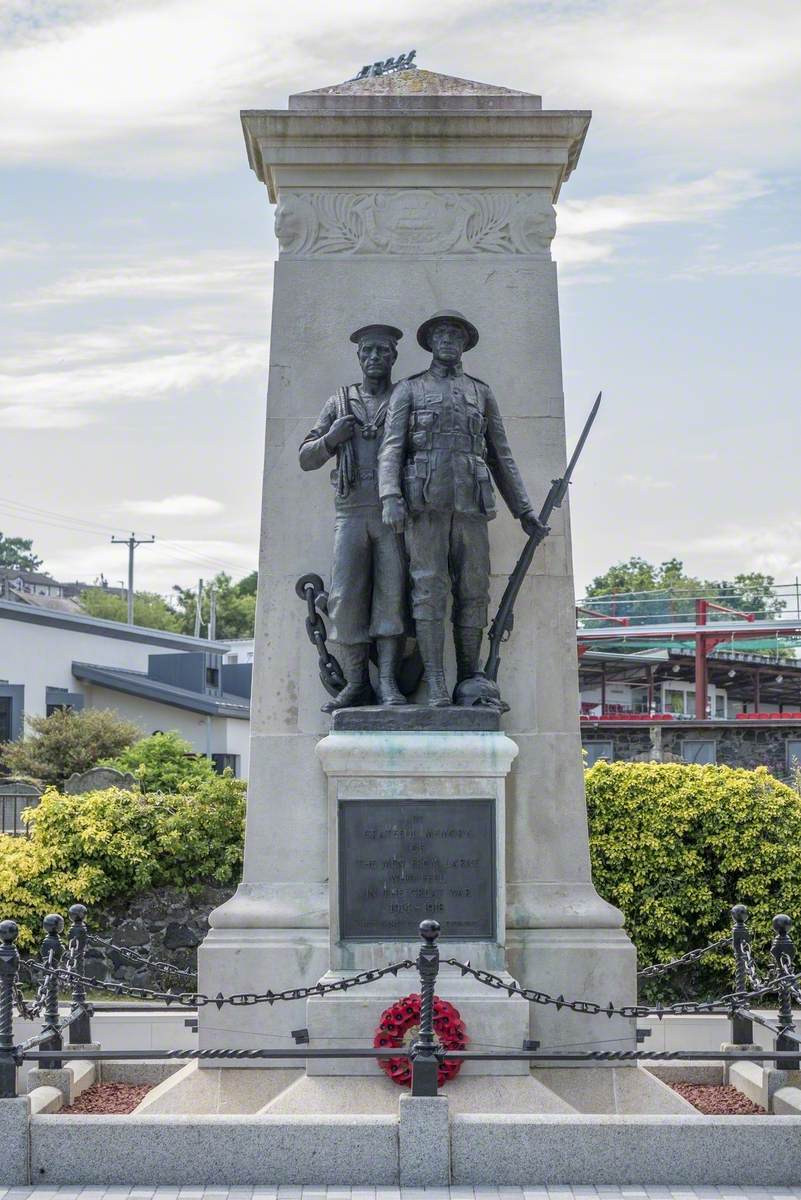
[[330, 705, 500, 732], [199, 64, 634, 1062]]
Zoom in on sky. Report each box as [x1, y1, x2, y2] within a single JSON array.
[[1, 0, 800, 600]]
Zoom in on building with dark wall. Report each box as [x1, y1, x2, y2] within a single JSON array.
[[579, 646, 801, 775]]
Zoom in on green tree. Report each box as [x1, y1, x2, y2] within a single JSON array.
[[0, 708, 141, 787], [104, 731, 217, 793], [79, 588, 181, 631], [582, 558, 784, 626], [172, 572, 257, 639], [0, 532, 42, 571]]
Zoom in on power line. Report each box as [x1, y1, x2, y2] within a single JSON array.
[[0, 495, 128, 537], [0, 494, 252, 576]]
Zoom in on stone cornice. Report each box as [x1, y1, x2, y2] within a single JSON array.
[[241, 109, 591, 203]]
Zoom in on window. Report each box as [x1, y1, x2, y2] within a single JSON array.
[[584, 741, 614, 766], [0, 698, 10, 743], [45, 688, 84, 717], [681, 739, 717, 765], [787, 740, 801, 773], [226, 654, 239, 665], [211, 753, 239, 776], [0, 782, 41, 836], [206, 667, 220, 688], [664, 688, 686, 715]]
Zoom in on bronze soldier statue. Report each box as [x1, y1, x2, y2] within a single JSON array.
[[378, 311, 545, 706], [300, 324, 407, 711]]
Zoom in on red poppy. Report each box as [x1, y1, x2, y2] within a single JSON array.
[[374, 992, 467, 1088]]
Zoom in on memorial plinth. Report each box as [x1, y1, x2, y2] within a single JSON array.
[[198, 67, 637, 1066], [307, 716, 528, 1075]]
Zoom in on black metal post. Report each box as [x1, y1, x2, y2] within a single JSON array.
[[40, 913, 64, 1070], [410, 918, 440, 1097], [770, 913, 800, 1071], [0, 919, 19, 1098], [67, 904, 92, 1046], [730, 903, 754, 1044]]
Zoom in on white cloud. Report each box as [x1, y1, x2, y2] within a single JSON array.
[[14, 252, 267, 307], [555, 170, 768, 269], [678, 242, 801, 280], [682, 521, 801, 578], [0, 238, 48, 263], [1, 0, 800, 174], [618, 473, 671, 491], [0, 323, 265, 429], [122, 494, 224, 517]]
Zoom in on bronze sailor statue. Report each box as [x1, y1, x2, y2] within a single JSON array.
[[299, 324, 408, 710]]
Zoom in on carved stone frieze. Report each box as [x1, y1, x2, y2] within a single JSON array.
[[274, 189, 556, 257]]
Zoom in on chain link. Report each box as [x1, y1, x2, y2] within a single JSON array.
[[22, 957, 415, 1009], [740, 939, 766, 991], [297, 576, 345, 698], [86, 933, 196, 981], [445, 957, 801, 1020], [637, 936, 732, 979], [13, 947, 57, 1020]]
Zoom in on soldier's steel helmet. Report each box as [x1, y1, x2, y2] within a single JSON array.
[[416, 310, 479, 352], [349, 323, 403, 345]]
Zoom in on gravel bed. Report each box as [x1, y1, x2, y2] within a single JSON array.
[[61, 1082, 152, 1114], [671, 1081, 767, 1114]]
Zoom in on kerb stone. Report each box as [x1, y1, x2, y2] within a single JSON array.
[[399, 1094, 450, 1186], [0, 1095, 30, 1185]]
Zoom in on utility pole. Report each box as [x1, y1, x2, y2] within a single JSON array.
[[194, 578, 204, 638], [208, 582, 217, 641], [111, 533, 155, 625]]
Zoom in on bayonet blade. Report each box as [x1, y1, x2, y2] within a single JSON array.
[[549, 390, 602, 510]]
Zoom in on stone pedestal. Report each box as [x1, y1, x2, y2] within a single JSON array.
[[198, 66, 636, 1064], [306, 724, 529, 1074]]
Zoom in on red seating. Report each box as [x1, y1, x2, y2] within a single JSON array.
[[736, 712, 801, 720]]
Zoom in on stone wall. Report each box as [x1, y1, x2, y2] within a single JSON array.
[[87, 885, 234, 989], [582, 723, 801, 779]]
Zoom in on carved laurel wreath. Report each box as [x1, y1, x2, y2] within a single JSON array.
[[275, 190, 556, 257]]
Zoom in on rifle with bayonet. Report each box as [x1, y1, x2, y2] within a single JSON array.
[[454, 391, 602, 710]]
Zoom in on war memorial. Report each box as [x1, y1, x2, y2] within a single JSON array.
[[4, 57, 801, 1191]]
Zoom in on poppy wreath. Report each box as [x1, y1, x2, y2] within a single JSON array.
[[373, 992, 467, 1088]]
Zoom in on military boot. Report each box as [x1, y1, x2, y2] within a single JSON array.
[[415, 619, 451, 707], [322, 643, 372, 712], [454, 626, 483, 683], [375, 636, 406, 706]]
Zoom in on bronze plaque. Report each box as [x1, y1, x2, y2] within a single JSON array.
[[338, 797, 495, 940]]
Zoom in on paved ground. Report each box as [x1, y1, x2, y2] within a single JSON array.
[[2, 1189, 801, 1199]]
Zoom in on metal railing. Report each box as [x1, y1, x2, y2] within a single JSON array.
[[577, 580, 801, 624], [2, 902, 801, 1098]]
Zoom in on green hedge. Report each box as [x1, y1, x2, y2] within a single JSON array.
[[586, 761, 801, 1000], [3, 759, 798, 1002], [0, 773, 246, 951]]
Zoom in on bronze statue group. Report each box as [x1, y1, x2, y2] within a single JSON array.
[[300, 312, 545, 711]]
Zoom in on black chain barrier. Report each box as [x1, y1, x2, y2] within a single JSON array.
[[4, 903, 801, 1098], [21, 956, 415, 1009], [636, 935, 732, 979], [86, 932, 197, 981], [445, 955, 801, 1020]]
